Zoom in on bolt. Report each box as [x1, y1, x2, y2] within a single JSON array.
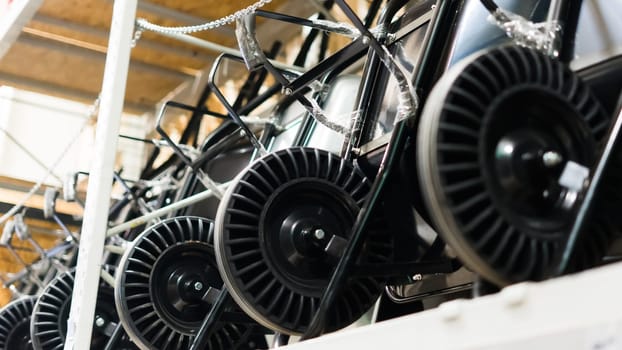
[[194, 281, 204, 291], [413, 274, 423, 281], [282, 87, 293, 95], [361, 35, 371, 45], [313, 229, 325, 240], [95, 316, 105, 328], [542, 151, 563, 168]]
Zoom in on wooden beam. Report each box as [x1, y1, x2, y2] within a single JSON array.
[[31, 13, 217, 62], [18, 31, 195, 79], [0, 187, 83, 217], [0, 71, 154, 114]]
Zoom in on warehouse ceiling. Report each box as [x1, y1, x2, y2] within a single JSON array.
[[0, 0, 324, 294], [0, 0, 319, 114]]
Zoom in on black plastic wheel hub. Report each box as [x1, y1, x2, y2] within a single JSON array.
[[260, 179, 359, 295], [481, 87, 596, 237], [417, 45, 613, 286], [216, 147, 393, 335], [0, 296, 36, 350], [30, 268, 136, 350], [150, 243, 221, 333], [116, 216, 264, 350]]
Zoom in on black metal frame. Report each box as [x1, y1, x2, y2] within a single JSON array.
[[302, 0, 599, 339], [303, 0, 464, 338], [203, 0, 596, 341], [126, 0, 607, 347]]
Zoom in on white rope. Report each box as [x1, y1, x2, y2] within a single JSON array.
[[135, 0, 272, 35], [0, 97, 100, 225]]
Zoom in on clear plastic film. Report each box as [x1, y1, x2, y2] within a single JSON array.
[[240, 115, 278, 126], [307, 98, 357, 135], [311, 18, 360, 38], [489, 8, 561, 55], [236, 14, 366, 136], [235, 16, 265, 71], [297, 39, 418, 134], [377, 43, 419, 123]]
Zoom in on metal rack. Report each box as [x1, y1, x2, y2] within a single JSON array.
[[64, 0, 622, 349], [62, 1, 304, 348]]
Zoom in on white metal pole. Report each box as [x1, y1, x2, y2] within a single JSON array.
[[63, 0, 137, 349]]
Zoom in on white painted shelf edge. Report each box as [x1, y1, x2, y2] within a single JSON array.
[[284, 261, 622, 350]]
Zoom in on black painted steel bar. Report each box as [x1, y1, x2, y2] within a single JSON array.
[[557, 105, 622, 275], [553, 0, 584, 63], [256, 10, 341, 32], [189, 288, 232, 350], [208, 55, 268, 153], [234, 42, 282, 111], [363, 0, 384, 27], [286, 38, 369, 94], [103, 323, 124, 350], [302, 0, 462, 339], [155, 102, 200, 168]]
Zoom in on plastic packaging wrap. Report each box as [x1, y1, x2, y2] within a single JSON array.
[[489, 8, 561, 55], [308, 98, 358, 135], [235, 16, 265, 71], [378, 43, 419, 123], [235, 12, 418, 135], [312, 18, 360, 38]]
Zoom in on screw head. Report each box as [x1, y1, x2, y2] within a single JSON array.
[[193, 281, 204, 291], [313, 229, 325, 240], [95, 316, 105, 327], [542, 151, 563, 167]]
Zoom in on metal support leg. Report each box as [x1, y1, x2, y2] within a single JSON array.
[[189, 289, 231, 350], [557, 105, 622, 274], [103, 323, 125, 350], [302, 0, 460, 339], [63, 0, 137, 349]]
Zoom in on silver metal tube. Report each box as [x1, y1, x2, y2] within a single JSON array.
[[105, 182, 229, 238]]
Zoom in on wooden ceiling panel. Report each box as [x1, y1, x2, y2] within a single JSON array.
[[0, 43, 183, 107], [37, 0, 113, 30], [25, 21, 211, 72], [144, 0, 288, 23], [0, 0, 315, 113], [125, 70, 184, 105], [0, 43, 105, 94], [35, 0, 292, 48]]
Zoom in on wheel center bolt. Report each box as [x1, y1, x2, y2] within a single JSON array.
[[95, 316, 105, 328], [313, 229, 325, 240], [542, 151, 563, 168], [193, 281, 204, 291]]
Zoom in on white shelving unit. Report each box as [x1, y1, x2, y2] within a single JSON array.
[[283, 262, 622, 350]]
